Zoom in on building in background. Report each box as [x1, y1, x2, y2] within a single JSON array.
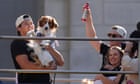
[[0, 0, 140, 84]]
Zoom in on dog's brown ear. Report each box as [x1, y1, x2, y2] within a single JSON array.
[[49, 17, 59, 29], [38, 16, 47, 27]]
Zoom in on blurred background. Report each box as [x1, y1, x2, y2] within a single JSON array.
[[0, 0, 140, 84]]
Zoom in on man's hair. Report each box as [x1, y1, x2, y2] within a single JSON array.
[[136, 21, 140, 30]]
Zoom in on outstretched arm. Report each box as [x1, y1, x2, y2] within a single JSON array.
[[85, 6, 101, 52]]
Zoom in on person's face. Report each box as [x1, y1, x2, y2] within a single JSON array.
[[17, 20, 34, 36], [108, 48, 121, 67], [107, 30, 122, 46]]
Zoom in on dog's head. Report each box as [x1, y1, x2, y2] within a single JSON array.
[[36, 16, 59, 37]]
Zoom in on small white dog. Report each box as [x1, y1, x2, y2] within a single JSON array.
[[27, 16, 59, 67]]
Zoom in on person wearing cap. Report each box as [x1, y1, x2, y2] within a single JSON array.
[[83, 5, 127, 84], [10, 14, 64, 84]]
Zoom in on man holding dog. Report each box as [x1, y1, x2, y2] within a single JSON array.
[[10, 14, 64, 84]]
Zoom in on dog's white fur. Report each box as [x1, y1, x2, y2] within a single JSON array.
[[27, 16, 59, 67]]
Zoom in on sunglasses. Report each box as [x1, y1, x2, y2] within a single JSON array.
[[107, 33, 122, 38]]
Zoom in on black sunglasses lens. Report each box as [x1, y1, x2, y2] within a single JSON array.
[[108, 33, 117, 38], [112, 34, 117, 38]]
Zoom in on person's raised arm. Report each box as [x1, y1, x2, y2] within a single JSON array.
[[84, 6, 101, 52]]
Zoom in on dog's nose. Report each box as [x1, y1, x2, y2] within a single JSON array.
[[36, 33, 43, 37], [44, 26, 49, 30]]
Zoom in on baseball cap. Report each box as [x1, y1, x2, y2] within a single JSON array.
[[15, 14, 33, 27], [110, 25, 127, 38]]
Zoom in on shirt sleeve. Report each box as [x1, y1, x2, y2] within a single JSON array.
[[11, 40, 27, 57], [100, 43, 110, 55]]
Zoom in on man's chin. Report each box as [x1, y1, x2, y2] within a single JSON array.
[[109, 42, 119, 46]]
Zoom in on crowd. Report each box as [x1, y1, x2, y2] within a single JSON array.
[[2, 2, 138, 84], [9, 13, 139, 84], [83, 3, 139, 84]]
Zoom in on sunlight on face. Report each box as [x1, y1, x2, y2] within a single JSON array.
[[108, 49, 121, 66], [18, 20, 35, 36], [108, 30, 122, 46]]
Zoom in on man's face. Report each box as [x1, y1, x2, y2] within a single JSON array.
[[17, 20, 35, 36], [107, 29, 123, 46]]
